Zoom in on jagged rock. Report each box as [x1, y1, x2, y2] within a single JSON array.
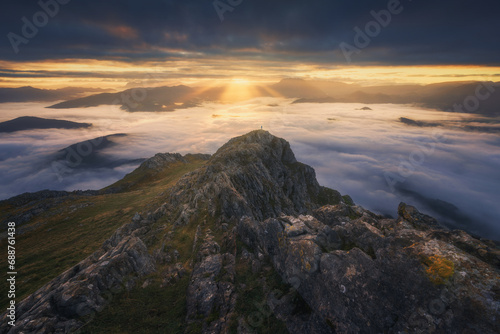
[[162, 263, 187, 287], [186, 230, 237, 334], [428, 229, 500, 269], [398, 202, 443, 230], [184, 153, 212, 161], [269, 290, 334, 334], [195, 230, 220, 261], [173, 249, 180, 259], [0, 209, 157, 334], [315, 225, 342, 252], [238, 204, 500, 333], [153, 241, 181, 265], [0, 235, 155, 333], [141, 153, 187, 170], [132, 212, 142, 222], [313, 203, 358, 226], [135, 153, 210, 174], [167, 130, 342, 225]]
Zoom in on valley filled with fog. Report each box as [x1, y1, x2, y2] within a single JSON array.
[[1, 99, 499, 240]]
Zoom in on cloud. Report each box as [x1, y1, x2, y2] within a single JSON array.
[[1, 100, 499, 241], [0, 0, 499, 65]]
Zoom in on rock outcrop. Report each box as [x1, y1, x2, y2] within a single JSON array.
[[134, 152, 210, 172], [185, 229, 237, 333], [238, 204, 500, 333], [0, 213, 156, 333], [167, 130, 342, 225]]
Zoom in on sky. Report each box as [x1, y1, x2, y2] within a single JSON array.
[[1, 0, 500, 88]]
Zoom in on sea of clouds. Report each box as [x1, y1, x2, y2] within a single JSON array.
[[0, 99, 499, 240]]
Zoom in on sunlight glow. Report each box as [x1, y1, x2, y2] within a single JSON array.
[[219, 78, 262, 102], [0, 58, 499, 90]]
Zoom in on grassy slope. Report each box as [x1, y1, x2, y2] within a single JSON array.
[[1, 152, 291, 333], [0, 158, 207, 310]]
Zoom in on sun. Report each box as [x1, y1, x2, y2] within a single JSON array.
[[231, 78, 251, 85], [219, 78, 259, 102]]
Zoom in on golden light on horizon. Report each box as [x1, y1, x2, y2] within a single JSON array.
[[0, 58, 499, 90], [231, 78, 251, 85], [219, 78, 261, 103]]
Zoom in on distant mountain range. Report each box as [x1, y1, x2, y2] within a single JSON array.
[[0, 86, 107, 103], [44, 79, 500, 115], [48, 85, 199, 111], [0, 116, 91, 133], [291, 79, 500, 115]]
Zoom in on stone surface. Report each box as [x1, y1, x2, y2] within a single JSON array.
[[167, 130, 343, 226], [0, 213, 156, 334], [185, 230, 237, 334], [238, 204, 500, 333]]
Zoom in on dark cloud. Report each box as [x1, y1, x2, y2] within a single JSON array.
[[399, 116, 500, 134], [0, 0, 499, 64], [399, 117, 442, 127]]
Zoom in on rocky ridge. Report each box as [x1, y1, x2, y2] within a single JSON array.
[[3, 214, 156, 333], [238, 202, 500, 333], [166, 130, 340, 225], [1, 130, 499, 333]]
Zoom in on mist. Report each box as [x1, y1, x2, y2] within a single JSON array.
[[0, 100, 499, 240]]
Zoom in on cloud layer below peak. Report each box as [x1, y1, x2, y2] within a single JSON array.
[[0, 100, 499, 241]]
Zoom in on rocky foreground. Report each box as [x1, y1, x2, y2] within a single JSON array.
[[1, 130, 499, 333]]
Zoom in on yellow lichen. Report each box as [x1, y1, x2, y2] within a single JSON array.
[[422, 255, 455, 285]]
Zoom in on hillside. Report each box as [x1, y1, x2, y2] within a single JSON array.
[[48, 85, 197, 112], [0, 116, 91, 133], [0, 130, 499, 333], [49, 133, 145, 171], [0, 87, 107, 103], [45, 79, 500, 115]]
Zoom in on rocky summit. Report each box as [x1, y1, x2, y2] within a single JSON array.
[[1, 130, 499, 334]]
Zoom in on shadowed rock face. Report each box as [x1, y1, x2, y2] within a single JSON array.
[[185, 229, 238, 333], [167, 130, 341, 225], [1, 130, 498, 334], [238, 203, 500, 333]]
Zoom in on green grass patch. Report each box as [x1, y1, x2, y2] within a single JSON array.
[[0, 158, 206, 310], [80, 275, 190, 334], [228, 243, 289, 334], [342, 195, 355, 206]]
